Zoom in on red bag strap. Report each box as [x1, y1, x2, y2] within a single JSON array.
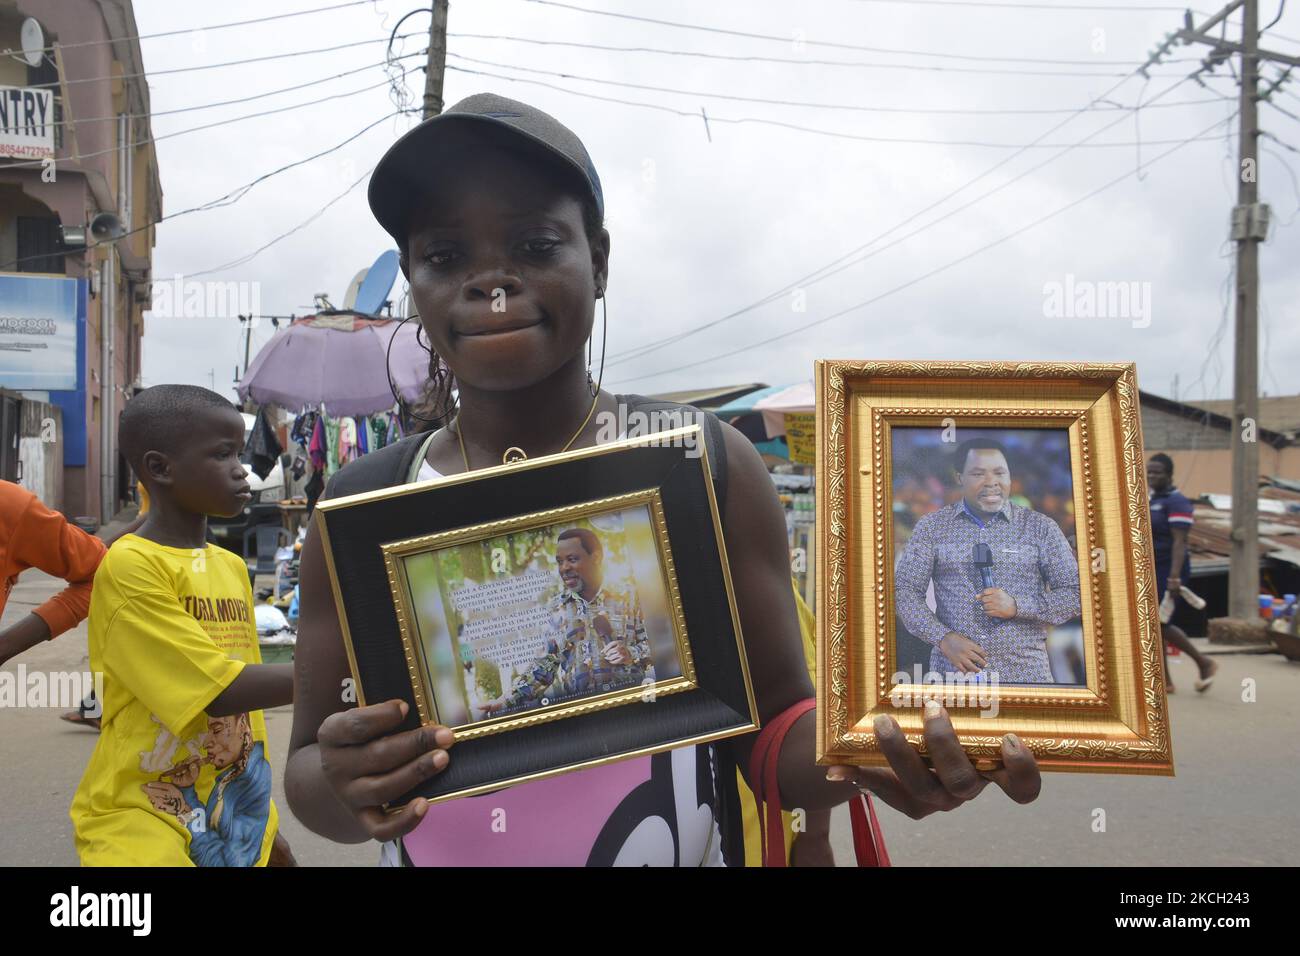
[[749, 697, 889, 868]]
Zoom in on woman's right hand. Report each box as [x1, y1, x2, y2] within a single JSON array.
[[316, 699, 455, 841]]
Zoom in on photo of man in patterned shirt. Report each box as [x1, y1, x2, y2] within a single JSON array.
[[478, 528, 654, 714], [894, 437, 1083, 685]]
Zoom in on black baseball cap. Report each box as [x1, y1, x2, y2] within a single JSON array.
[[368, 92, 605, 247]]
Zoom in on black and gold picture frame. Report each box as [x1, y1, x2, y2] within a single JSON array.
[[317, 425, 758, 805]]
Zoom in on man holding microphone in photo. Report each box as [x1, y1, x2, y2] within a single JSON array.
[[895, 437, 1082, 684]]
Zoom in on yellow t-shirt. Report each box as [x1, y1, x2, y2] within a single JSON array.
[[70, 534, 278, 866]]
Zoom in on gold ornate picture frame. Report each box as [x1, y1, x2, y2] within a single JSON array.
[[815, 361, 1173, 775], [379, 488, 699, 742]]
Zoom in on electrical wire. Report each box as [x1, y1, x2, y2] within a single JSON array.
[[0, 75, 404, 171], [445, 51, 1222, 114], [609, 110, 1238, 387], [22, 0, 376, 55], [39, 49, 425, 130], [187, 163, 382, 277], [447, 63, 1231, 148], [605, 69, 1206, 369], [446, 31, 1197, 71], [0, 111, 403, 272], [27, 35, 408, 91]]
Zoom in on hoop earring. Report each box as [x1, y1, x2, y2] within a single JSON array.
[[386, 313, 452, 426]]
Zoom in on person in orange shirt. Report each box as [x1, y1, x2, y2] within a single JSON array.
[[0, 482, 109, 667], [2, 482, 148, 730]]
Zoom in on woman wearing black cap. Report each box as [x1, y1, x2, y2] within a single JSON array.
[[285, 94, 1041, 866]]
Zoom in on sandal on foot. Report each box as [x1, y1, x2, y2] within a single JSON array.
[[1194, 661, 1219, 693], [60, 711, 102, 731]]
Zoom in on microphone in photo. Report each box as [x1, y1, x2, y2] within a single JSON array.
[[973, 542, 995, 591]]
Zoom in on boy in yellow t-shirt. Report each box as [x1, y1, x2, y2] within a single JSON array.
[[70, 385, 294, 866]]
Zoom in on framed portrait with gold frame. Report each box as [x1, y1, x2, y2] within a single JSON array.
[[317, 425, 759, 805], [815, 361, 1173, 776]]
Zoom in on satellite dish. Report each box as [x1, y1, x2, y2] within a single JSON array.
[[353, 250, 399, 316], [342, 267, 368, 311], [20, 18, 44, 68]]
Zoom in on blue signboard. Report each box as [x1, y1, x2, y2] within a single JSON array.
[[0, 274, 87, 466], [0, 274, 79, 389]]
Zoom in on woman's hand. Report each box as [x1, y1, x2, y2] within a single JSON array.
[[316, 699, 455, 841], [828, 701, 1040, 819]]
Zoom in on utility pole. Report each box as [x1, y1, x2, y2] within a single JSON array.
[[1231, 0, 1261, 621], [422, 0, 450, 120], [1174, 0, 1300, 619]]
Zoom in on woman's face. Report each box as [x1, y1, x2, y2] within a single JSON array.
[[401, 141, 609, 392]]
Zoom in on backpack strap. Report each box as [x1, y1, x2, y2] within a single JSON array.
[[614, 393, 729, 518]]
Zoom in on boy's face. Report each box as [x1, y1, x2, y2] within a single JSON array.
[[401, 135, 610, 393], [150, 406, 251, 518]]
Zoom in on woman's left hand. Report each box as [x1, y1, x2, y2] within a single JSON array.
[[827, 701, 1041, 819]]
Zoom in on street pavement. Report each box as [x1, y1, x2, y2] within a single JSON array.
[[3, 565, 1297, 866]]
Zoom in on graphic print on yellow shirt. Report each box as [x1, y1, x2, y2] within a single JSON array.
[[70, 534, 277, 867]]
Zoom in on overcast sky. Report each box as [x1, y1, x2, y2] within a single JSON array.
[[136, 0, 1300, 406]]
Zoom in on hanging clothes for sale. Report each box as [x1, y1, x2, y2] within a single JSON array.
[[338, 417, 358, 464], [309, 416, 328, 473], [291, 409, 319, 449], [370, 412, 390, 450], [243, 406, 283, 480], [356, 416, 369, 456], [324, 416, 342, 475]]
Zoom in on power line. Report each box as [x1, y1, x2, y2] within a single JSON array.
[[447, 63, 1231, 148], [609, 110, 1237, 387], [446, 51, 1226, 113], [27, 35, 408, 91], [521, 0, 1174, 64], [844, 0, 1192, 8], [0, 111, 403, 272], [24, 0, 376, 55], [446, 31, 1200, 72], [449, 30, 1190, 69], [606, 70, 1204, 369], [41, 50, 425, 130], [0, 75, 403, 171], [188, 164, 381, 278]]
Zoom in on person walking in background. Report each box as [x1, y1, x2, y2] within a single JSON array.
[[1146, 454, 1217, 693]]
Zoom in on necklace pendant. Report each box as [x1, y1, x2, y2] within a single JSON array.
[[502, 446, 528, 464]]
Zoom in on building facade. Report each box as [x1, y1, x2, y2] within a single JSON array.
[[0, 0, 160, 521]]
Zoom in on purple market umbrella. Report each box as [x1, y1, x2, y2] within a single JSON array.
[[236, 314, 437, 416]]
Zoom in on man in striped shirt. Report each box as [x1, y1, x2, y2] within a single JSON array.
[[895, 438, 1082, 685]]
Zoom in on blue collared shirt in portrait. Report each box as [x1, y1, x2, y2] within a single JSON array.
[[894, 499, 1082, 684]]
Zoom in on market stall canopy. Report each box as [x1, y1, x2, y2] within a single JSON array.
[[754, 382, 814, 438], [649, 382, 768, 411], [713, 385, 787, 419], [236, 313, 434, 416]]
